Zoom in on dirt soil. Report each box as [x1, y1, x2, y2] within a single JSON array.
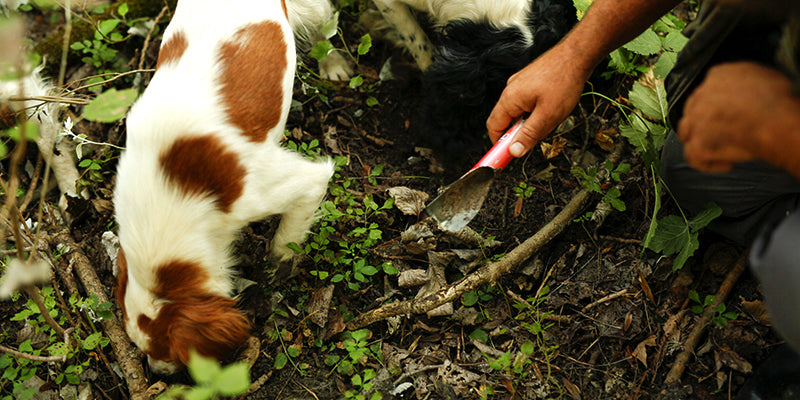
[[0, 2, 782, 400]]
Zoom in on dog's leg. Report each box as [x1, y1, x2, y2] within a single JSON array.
[[371, 0, 434, 70], [287, 0, 353, 81]]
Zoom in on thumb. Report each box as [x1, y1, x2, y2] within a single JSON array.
[[509, 108, 551, 158]]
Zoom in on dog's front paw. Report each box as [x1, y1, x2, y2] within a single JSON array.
[[319, 52, 353, 81]]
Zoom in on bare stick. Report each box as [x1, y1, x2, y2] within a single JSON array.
[[50, 229, 150, 400], [664, 253, 747, 384]]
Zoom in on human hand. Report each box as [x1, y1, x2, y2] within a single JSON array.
[[677, 62, 800, 175], [486, 45, 591, 158]]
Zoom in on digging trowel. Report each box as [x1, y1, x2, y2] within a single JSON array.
[[425, 119, 525, 232]]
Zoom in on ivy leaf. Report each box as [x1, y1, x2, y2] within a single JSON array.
[[309, 40, 335, 62], [95, 19, 121, 40], [83, 88, 138, 123], [622, 29, 662, 56]]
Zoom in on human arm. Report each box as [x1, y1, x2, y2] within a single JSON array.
[[677, 61, 800, 181], [486, 0, 683, 157]]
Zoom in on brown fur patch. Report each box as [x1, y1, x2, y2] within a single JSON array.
[[280, 0, 288, 18], [156, 30, 188, 70], [137, 260, 251, 365], [159, 135, 245, 213], [116, 247, 128, 320], [218, 21, 287, 142]]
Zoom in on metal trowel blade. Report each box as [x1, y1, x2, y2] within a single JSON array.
[[425, 166, 496, 232]]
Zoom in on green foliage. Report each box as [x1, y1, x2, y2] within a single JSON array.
[[606, 14, 687, 79], [82, 87, 139, 123], [2, 287, 112, 400], [159, 351, 250, 400], [571, 161, 630, 212], [299, 9, 375, 105], [294, 158, 398, 292], [688, 290, 739, 328], [512, 182, 535, 199], [644, 202, 721, 271]]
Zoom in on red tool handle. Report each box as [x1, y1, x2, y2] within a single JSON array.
[[471, 119, 525, 171]]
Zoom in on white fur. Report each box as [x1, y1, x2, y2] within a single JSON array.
[[370, 0, 534, 70], [114, 0, 338, 374]]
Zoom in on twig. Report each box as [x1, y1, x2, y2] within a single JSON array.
[[346, 143, 625, 329], [581, 288, 632, 314], [0, 327, 73, 362], [138, 6, 170, 70], [19, 155, 43, 214], [50, 229, 150, 400], [664, 252, 747, 384]]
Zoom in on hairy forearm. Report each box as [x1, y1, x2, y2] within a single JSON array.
[[562, 0, 684, 76]]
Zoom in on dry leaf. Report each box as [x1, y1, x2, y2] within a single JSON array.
[[663, 309, 687, 344], [741, 299, 771, 326], [715, 347, 753, 373], [540, 137, 567, 159], [387, 186, 429, 216], [562, 376, 582, 400], [533, 164, 556, 181], [595, 128, 617, 151], [632, 335, 657, 367], [323, 125, 342, 155], [514, 196, 523, 217], [637, 267, 655, 304], [398, 269, 429, 287], [309, 285, 335, 327]]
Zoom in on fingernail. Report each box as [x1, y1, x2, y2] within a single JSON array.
[[510, 142, 527, 157]]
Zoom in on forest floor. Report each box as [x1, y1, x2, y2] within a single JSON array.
[[0, 1, 782, 400]]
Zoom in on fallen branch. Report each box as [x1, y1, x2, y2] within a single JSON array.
[[346, 145, 626, 330], [664, 252, 747, 384], [50, 229, 149, 400], [346, 142, 626, 330]]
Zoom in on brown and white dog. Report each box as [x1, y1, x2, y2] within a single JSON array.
[[113, 0, 348, 374]]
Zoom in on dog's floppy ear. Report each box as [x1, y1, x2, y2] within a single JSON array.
[[165, 296, 251, 365]]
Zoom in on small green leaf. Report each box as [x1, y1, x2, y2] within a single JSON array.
[[118, 3, 129, 17], [520, 340, 535, 355], [273, 352, 288, 370], [83, 88, 139, 123], [365, 96, 379, 107], [628, 81, 668, 122], [461, 291, 479, 307], [320, 12, 339, 40], [622, 29, 662, 56], [309, 40, 335, 62], [349, 75, 363, 89], [357, 34, 372, 55], [188, 350, 221, 384], [214, 363, 250, 396], [469, 328, 488, 343]]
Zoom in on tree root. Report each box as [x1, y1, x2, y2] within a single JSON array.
[[50, 229, 150, 400], [347, 144, 626, 330], [664, 252, 747, 385]]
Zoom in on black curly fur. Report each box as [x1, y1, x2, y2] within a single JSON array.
[[418, 0, 575, 162]]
